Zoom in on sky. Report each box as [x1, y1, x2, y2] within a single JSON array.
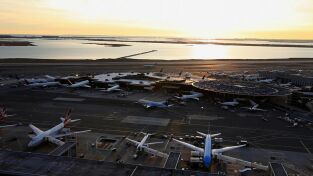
[[1, 0, 313, 39]]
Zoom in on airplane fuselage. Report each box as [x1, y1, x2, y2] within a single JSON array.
[[139, 100, 168, 108], [203, 135, 212, 168], [137, 135, 149, 150], [28, 122, 65, 147]]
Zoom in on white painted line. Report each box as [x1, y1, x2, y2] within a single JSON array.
[[300, 140, 311, 154], [53, 97, 85, 102], [122, 116, 170, 126]]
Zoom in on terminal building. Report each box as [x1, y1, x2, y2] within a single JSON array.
[[259, 71, 313, 87], [0, 149, 223, 176], [192, 79, 290, 99]]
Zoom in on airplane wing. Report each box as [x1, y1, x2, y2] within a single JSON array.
[[29, 124, 43, 135], [172, 138, 204, 154], [196, 131, 207, 137], [249, 100, 257, 106], [215, 154, 268, 171], [0, 124, 17, 128], [53, 130, 91, 138], [252, 104, 259, 109], [142, 146, 168, 158], [125, 138, 140, 146], [70, 119, 81, 123], [255, 108, 267, 112], [60, 118, 80, 123], [211, 133, 222, 137], [146, 141, 163, 146], [46, 136, 65, 146], [212, 144, 246, 154]]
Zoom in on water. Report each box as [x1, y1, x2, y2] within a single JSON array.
[[1, 37, 313, 60]]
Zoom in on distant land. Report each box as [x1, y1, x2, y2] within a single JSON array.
[[1, 57, 313, 63], [83, 43, 131, 47], [0, 41, 35, 46]]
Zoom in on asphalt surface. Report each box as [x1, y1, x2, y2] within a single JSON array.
[[1, 86, 313, 154]]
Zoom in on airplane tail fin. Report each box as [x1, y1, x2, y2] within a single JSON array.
[[140, 132, 155, 136], [196, 131, 221, 138], [196, 131, 207, 137], [0, 107, 6, 121], [45, 75, 55, 80], [61, 108, 73, 126], [211, 133, 222, 138]]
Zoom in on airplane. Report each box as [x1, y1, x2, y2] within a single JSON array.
[[24, 75, 56, 84], [219, 99, 239, 106], [242, 100, 267, 112], [63, 80, 90, 88], [257, 79, 273, 83], [174, 91, 203, 101], [28, 109, 91, 147], [173, 131, 268, 170], [126, 132, 168, 159], [28, 81, 60, 88], [242, 104, 267, 112], [0, 107, 18, 128], [100, 85, 121, 92], [279, 82, 292, 87], [137, 99, 173, 109]]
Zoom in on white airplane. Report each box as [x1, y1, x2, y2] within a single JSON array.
[[257, 79, 273, 83], [242, 104, 267, 112], [28, 81, 60, 88], [138, 99, 173, 109], [220, 99, 239, 106], [242, 100, 267, 112], [174, 91, 203, 101], [28, 109, 91, 147], [173, 131, 268, 170], [100, 85, 121, 92], [126, 132, 168, 158], [0, 107, 18, 128], [63, 80, 90, 88], [279, 82, 292, 87], [24, 75, 56, 84]]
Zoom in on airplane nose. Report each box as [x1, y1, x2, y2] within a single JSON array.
[[28, 140, 35, 147], [203, 155, 211, 168]]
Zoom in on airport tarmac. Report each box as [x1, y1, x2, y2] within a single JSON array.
[[1, 85, 313, 174], [1, 59, 313, 175]]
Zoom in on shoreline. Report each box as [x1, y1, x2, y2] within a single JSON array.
[[1, 57, 313, 63]]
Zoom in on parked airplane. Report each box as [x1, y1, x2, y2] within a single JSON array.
[[173, 131, 268, 170], [28, 109, 91, 147], [219, 99, 239, 106], [279, 82, 292, 87], [137, 99, 173, 109], [0, 107, 18, 128], [63, 80, 90, 88], [242, 105, 267, 112], [28, 81, 60, 88], [126, 132, 168, 159], [242, 100, 267, 112], [24, 75, 56, 84], [257, 79, 273, 83], [100, 85, 121, 92], [174, 91, 203, 101]]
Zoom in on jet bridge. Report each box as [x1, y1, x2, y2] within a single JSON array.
[[48, 141, 76, 157]]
